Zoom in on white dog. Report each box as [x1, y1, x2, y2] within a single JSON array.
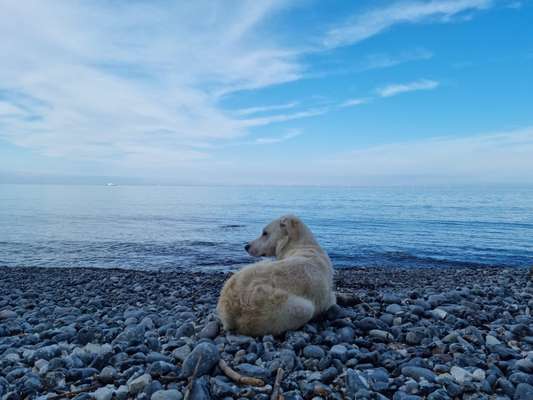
[[217, 215, 335, 336]]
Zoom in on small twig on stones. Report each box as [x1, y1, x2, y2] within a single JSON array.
[[218, 359, 265, 387], [270, 367, 284, 400], [46, 384, 100, 400], [183, 354, 203, 400]]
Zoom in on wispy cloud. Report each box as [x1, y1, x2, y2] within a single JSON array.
[[359, 48, 433, 70], [339, 98, 370, 108], [254, 129, 303, 144], [0, 0, 305, 166], [376, 79, 440, 97], [323, 0, 492, 48], [240, 108, 329, 127], [234, 102, 299, 116], [166, 126, 533, 186], [339, 79, 439, 108], [322, 126, 533, 184]]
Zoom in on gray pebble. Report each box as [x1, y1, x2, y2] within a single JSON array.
[[180, 342, 220, 378]]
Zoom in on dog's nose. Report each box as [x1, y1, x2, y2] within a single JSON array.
[[245, 244, 250, 252]]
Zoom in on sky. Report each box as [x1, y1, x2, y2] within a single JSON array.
[[0, 0, 532, 186]]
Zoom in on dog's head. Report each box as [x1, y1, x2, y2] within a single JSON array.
[[245, 215, 303, 258]]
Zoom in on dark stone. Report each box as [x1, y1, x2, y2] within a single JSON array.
[[66, 368, 98, 381], [427, 389, 451, 400], [496, 377, 515, 397], [176, 322, 195, 338], [112, 325, 145, 347], [346, 369, 370, 398], [514, 383, 533, 400], [198, 321, 219, 339], [211, 376, 240, 397], [180, 342, 219, 379], [356, 318, 383, 332], [235, 363, 268, 380], [509, 372, 533, 386], [401, 366, 437, 383], [188, 376, 211, 399], [491, 344, 520, 360], [303, 345, 325, 359], [320, 366, 338, 383]]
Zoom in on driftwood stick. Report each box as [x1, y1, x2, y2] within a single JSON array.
[[46, 384, 100, 400], [184, 354, 203, 400], [270, 367, 284, 400], [218, 359, 265, 387]]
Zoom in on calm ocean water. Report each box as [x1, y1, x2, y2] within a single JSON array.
[[1, 184, 532, 271]]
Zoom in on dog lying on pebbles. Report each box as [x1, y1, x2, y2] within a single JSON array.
[[217, 215, 335, 336]]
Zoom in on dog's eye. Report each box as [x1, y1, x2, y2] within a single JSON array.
[[262, 231, 268, 237]]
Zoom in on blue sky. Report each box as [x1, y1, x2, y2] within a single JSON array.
[[0, 0, 532, 185]]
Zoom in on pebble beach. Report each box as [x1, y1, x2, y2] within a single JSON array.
[[1, 266, 532, 400]]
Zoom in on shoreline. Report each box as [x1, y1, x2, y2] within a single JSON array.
[[1, 266, 532, 399]]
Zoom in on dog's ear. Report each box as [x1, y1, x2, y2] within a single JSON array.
[[280, 215, 300, 241]]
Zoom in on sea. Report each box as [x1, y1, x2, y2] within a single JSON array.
[[1, 184, 532, 271]]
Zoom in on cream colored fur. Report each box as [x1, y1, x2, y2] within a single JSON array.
[[217, 215, 335, 336]]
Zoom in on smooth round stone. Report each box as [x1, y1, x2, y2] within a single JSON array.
[[382, 293, 402, 304], [303, 345, 325, 359], [325, 304, 345, 320], [510, 324, 532, 338], [485, 335, 501, 346], [127, 373, 152, 394], [320, 366, 338, 383], [98, 366, 117, 384], [450, 366, 472, 384], [338, 326, 355, 343], [93, 386, 114, 400], [514, 383, 533, 400], [428, 294, 447, 308], [496, 377, 515, 397], [346, 369, 370, 398], [147, 361, 177, 377], [112, 325, 145, 347], [188, 376, 210, 399], [198, 321, 219, 339], [406, 331, 424, 345], [152, 389, 184, 400], [180, 342, 220, 378], [211, 376, 240, 398], [442, 379, 463, 397], [427, 389, 451, 400], [0, 310, 17, 320], [115, 385, 129, 400], [172, 345, 191, 363], [430, 309, 448, 320], [124, 317, 138, 326], [23, 375, 42, 394], [329, 345, 348, 362], [123, 308, 144, 320], [509, 372, 533, 386], [175, 322, 195, 338], [401, 366, 437, 383], [515, 359, 533, 374], [235, 363, 268, 379], [386, 304, 403, 314], [140, 317, 154, 330], [356, 317, 381, 332], [369, 329, 393, 342]]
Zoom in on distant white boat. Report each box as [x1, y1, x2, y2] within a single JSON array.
[[106, 182, 116, 186]]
